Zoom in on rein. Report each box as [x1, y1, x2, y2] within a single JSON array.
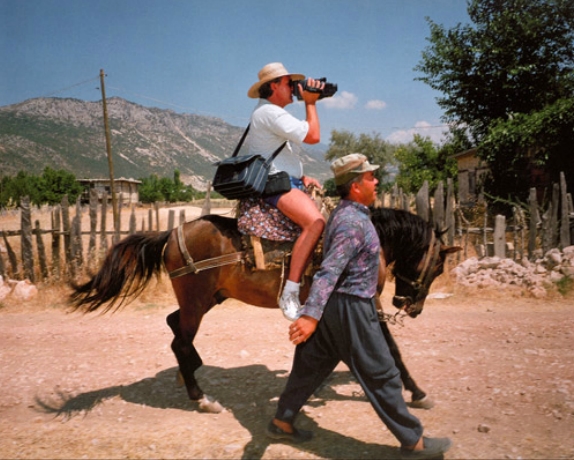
[[392, 230, 440, 310]]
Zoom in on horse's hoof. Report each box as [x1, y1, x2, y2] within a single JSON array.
[[197, 395, 225, 414], [175, 370, 185, 387], [407, 396, 435, 410]]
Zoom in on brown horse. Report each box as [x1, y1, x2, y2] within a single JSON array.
[[70, 207, 460, 412]]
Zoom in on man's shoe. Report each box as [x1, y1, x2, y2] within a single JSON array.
[[400, 437, 452, 459], [279, 290, 301, 321], [266, 421, 313, 444]]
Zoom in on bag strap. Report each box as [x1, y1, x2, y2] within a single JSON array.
[[231, 123, 288, 165], [231, 124, 251, 158], [264, 141, 287, 166]]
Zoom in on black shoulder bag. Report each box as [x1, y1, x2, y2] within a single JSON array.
[[212, 124, 291, 200]]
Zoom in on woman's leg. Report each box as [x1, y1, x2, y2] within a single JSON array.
[[277, 188, 325, 283], [276, 188, 325, 319]]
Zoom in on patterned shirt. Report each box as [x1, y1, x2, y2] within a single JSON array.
[[301, 199, 381, 321]]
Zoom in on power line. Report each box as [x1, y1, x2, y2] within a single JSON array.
[[106, 85, 248, 122], [41, 76, 100, 98]]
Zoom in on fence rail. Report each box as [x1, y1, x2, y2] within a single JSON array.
[[1, 174, 572, 284]]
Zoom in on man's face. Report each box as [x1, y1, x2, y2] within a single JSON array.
[[354, 171, 379, 206], [270, 76, 293, 107]]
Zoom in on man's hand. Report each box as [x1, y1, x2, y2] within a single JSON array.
[[289, 315, 318, 345], [300, 78, 325, 105]]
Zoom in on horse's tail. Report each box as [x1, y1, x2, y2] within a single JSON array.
[[69, 230, 172, 313]]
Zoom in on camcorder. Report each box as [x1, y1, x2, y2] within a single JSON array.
[[291, 78, 338, 100]]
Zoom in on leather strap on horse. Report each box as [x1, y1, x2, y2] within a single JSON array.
[[169, 224, 244, 279]]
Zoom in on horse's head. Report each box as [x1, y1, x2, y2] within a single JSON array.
[[392, 228, 461, 318]]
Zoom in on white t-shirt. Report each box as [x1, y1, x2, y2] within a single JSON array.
[[247, 99, 308, 178]]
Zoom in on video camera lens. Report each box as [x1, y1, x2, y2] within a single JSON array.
[[291, 78, 338, 101]]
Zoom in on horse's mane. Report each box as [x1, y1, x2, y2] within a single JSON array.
[[370, 207, 433, 267]]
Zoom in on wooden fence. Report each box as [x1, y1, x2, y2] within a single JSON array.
[[1, 174, 572, 284]]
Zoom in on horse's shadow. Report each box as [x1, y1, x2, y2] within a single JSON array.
[[35, 364, 405, 459]]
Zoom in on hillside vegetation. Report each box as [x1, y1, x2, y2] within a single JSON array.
[[0, 97, 330, 190]]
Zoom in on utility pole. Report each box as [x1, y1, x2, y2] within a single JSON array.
[[99, 69, 119, 240]]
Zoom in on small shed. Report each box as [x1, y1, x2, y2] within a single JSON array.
[[78, 177, 142, 204], [451, 148, 489, 205]]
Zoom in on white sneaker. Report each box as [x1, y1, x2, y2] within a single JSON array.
[[279, 290, 301, 321]]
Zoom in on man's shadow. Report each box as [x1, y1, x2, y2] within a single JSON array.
[[35, 364, 406, 459]]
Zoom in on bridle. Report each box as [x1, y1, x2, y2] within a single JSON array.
[[391, 230, 441, 312]]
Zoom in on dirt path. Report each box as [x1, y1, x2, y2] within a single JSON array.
[[1, 282, 573, 459]]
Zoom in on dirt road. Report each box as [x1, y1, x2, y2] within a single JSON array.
[[1, 282, 573, 459]]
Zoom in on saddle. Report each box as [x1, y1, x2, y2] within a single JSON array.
[[237, 189, 334, 272], [168, 188, 333, 279]]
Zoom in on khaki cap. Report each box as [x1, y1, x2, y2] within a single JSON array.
[[331, 153, 380, 186], [248, 62, 305, 98]]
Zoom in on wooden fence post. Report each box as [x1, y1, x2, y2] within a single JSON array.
[[493, 215, 506, 258], [129, 205, 136, 234], [202, 182, 212, 216], [446, 178, 455, 246], [61, 195, 72, 278], [100, 193, 108, 255], [21, 196, 35, 282], [433, 181, 445, 232], [528, 188, 538, 259], [72, 197, 84, 270], [0, 241, 5, 278], [114, 193, 123, 244], [512, 206, 525, 261], [34, 220, 48, 281], [168, 210, 175, 230], [551, 182, 560, 248], [155, 202, 160, 230], [416, 181, 430, 222], [560, 172, 571, 248], [88, 188, 98, 267], [51, 205, 61, 281], [482, 203, 489, 257]]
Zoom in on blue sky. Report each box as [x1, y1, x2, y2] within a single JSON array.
[[1, 0, 471, 145]]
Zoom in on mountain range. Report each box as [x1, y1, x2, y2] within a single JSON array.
[[0, 97, 331, 190]]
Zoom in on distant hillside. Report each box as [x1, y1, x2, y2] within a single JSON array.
[[0, 97, 331, 190]]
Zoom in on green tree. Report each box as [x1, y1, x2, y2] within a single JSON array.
[[415, 0, 574, 202], [325, 129, 397, 187], [39, 167, 82, 205], [138, 175, 164, 203], [480, 98, 574, 203], [416, 0, 574, 143], [394, 135, 458, 194], [3, 171, 42, 206]]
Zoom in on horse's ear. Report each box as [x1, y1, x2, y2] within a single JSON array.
[[440, 245, 462, 254]]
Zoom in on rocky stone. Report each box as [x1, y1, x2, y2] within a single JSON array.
[[451, 246, 574, 296]]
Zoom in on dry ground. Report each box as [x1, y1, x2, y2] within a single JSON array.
[[0, 279, 573, 460], [1, 205, 573, 459]]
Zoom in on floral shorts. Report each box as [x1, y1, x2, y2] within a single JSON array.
[[238, 197, 301, 242]]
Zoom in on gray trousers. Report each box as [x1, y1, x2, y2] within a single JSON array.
[[275, 292, 424, 447]]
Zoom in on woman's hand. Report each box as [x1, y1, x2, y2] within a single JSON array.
[[302, 175, 322, 190]]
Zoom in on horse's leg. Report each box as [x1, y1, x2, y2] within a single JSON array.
[[166, 310, 203, 399], [379, 320, 434, 409], [166, 309, 224, 413]]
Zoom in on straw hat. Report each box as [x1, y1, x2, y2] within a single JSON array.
[[247, 62, 305, 98], [331, 153, 380, 186]]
